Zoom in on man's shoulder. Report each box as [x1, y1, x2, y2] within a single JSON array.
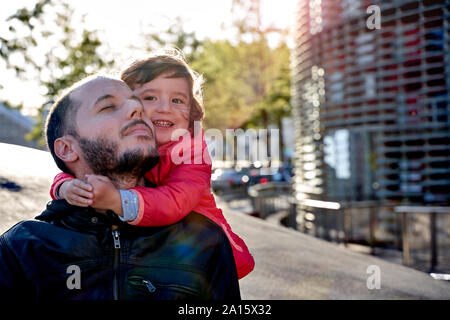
[[1, 219, 59, 248], [178, 212, 229, 246], [3, 219, 49, 234], [182, 212, 226, 234], [178, 212, 241, 300]]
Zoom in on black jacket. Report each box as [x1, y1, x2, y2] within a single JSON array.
[[0, 200, 241, 300]]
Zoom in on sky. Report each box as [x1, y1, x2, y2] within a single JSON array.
[[0, 0, 298, 114]]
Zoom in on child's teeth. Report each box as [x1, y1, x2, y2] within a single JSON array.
[[154, 121, 173, 127]]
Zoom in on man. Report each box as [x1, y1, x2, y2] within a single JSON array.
[[0, 75, 240, 300]]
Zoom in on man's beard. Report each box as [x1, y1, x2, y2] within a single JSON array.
[[76, 135, 159, 184]]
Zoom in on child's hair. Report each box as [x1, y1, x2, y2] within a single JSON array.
[[120, 49, 204, 130]]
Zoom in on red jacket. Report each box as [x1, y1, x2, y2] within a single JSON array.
[[50, 132, 254, 279]]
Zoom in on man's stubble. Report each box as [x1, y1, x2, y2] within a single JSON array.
[[76, 135, 159, 188]]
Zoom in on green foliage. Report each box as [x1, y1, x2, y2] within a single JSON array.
[[1, 0, 292, 147], [135, 0, 292, 132], [1, 0, 112, 146], [133, 17, 203, 63], [0, 0, 51, 74], [228, 0, 291, 129], [191, 40, 254, 130], [192, 39, 291, 131]]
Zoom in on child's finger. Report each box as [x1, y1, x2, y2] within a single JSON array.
[[85, 175, 97, 186], [67, 194, 93, 207], [73, 186, 94, 199], [85, 177, 101, 190], [73, 179, 93, 191]]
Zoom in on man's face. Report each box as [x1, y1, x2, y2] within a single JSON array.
[[70, 77, 158, 177]]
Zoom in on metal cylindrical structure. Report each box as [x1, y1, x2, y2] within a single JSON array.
[[292, 0, 450, 207]]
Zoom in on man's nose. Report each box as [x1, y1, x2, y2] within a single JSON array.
[[127, 98, 144, 119]]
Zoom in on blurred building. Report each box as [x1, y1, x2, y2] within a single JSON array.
[[292, 0, 450, 207], [0, 102, 43, 150]]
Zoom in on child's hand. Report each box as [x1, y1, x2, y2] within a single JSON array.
[[59, 179, 94, 207], [85, 174, 123, 216]]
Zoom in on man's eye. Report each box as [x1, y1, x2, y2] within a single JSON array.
[[100, 105, 114, 111]]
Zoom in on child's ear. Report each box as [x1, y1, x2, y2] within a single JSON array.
[[54, 136, 79, 164]]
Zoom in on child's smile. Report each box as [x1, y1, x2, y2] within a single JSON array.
[[153, 120, 174, 128], [133, 73, 190, 146]]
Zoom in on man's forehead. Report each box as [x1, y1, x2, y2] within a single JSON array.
[[71, 77, 131, 102]]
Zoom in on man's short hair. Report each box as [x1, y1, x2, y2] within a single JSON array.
[[44, 89, 79, 173], [120, 49, 204, 130], [44, 74, 110, 173]]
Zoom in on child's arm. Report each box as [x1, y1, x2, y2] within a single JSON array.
[[50, 172, 75, 200], [129, 162, 256, 279], [51, 172, 131, 217], [129, 161, 212, 227], [128, 130, 213, 227], [50, 172, 94, 207], [84, 174, 123, 216]]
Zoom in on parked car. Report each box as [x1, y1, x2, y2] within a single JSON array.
[[211, 168, 249, 194], [246, 168, 270, 187], [212, 165, 294, 195]]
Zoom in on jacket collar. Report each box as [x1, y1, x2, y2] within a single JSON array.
[[35, 200, 123, 234]]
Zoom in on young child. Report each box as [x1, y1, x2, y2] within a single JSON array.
[[50, 52, 255, 279]]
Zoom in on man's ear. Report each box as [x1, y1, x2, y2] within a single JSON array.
[[54, 136, 79, 164]]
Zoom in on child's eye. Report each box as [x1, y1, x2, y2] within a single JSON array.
[[172, 98, 184, 104], [143, 96, 156, 101]]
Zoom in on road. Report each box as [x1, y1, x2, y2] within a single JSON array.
[[1, 142, 449, 299], [222, 198, 450, 299]]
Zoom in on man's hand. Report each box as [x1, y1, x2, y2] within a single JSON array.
[[59, 179, 94, 207], [85, 174, 123, 216]]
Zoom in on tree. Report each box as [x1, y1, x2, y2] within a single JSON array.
[[229, 0, 291, 127], [1, 0, 112, 146], [0, 0, 51, 75], [190, 40, 254, 131], [231, 0, 287, 41], [1, 0, 292, 153], [131, 3, 292, 134], [132, 17, 203, 63], [229, 0, 292, 161], [134, 20, 256, 131]]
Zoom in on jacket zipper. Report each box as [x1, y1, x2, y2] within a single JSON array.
[[112, 225, 121, 300], [128, 276, 157, 295], [142, 279, 156, 293]]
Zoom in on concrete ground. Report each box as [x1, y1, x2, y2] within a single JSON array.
[[1, 142, 449, 300], [222, 199, 450, 299]]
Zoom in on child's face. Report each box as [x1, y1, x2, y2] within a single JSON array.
[[133, 73, 190, 146]]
